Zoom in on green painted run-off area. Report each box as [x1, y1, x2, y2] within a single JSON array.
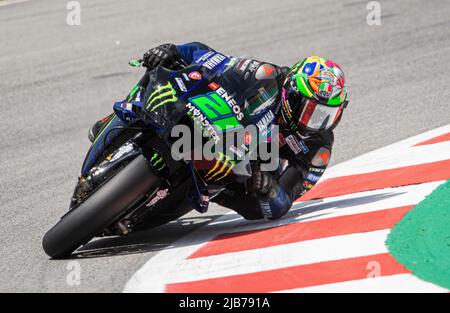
[[386, 180, 450, 289]]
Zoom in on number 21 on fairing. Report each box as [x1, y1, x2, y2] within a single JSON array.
[[188, 92, 243, 132]]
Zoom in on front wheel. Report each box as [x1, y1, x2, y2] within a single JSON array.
[[42, 155, 160, 259]]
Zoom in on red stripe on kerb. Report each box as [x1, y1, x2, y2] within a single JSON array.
[[189, 206, 412, 259], [301, 159, 450, 201], [165, 253, 410, 293], [413, 132, 450, 147]]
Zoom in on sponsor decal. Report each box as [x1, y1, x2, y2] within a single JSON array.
[[250, 87, 277, 115], [204, 152, 235, 182], [203, 53, 227, 70], [185, 103, 220, 144], [188, 71, 202, 80], [298, 139, 309, 154], [208, 82, 220, 91], [175, 77, 187, 92], [188, 92, 242, 132], [239, 59, 251, 71], [241, 60, 261, 80], [285, 134, 302, 155], [216, 87, 244, 121], [147, 188, 170, 207], [306, 172, 321, 183], [234, 58, 251, 74], [256, 110, 275, 132], [248, 60, 260, 73], [182, 73, 190, 81], [318, 82, 333, 99], [309, 167, 325, 173], [150, 151, 166, 171], [108, 142, 134, 162], [146, 82, 178, 112], [303, 180, 314, 190], [244, 132, 252, 145], [121, 102, 133, 111], [319, 69, 337, 84], [260, 200, 273, 218]]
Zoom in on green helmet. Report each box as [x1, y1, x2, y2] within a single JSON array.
[[281, 56, 348, 134]]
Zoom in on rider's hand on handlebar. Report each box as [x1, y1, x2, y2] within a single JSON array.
[[142, 43, 180, 70]]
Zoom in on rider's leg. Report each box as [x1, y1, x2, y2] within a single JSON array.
[[212, 189, 264, 220]]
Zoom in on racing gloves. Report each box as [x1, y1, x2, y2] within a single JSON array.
[[142, 43, 181, 70], [249, 163, 275, 196], [249, 163, 292, 220]]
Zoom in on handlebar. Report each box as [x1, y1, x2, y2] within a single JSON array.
[[128, 59, 144, 68], [128, 58, 187, 70]]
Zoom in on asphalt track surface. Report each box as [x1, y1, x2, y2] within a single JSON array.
[[0, 0, 449, 292]]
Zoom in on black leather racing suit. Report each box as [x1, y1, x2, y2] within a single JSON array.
[[171, 42, 334, 220]]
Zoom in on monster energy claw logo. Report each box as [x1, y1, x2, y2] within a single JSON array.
[[150, 151, 166, 171], [146, 82, 178, 111], [204, 152, 235, 182]]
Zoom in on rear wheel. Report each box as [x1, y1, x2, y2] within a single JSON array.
[[42, 155, 160, 259]]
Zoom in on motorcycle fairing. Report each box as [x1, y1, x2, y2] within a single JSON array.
[[80, 55, 281, 213]]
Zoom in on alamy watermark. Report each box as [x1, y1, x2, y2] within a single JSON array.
[[170, 124, 280, 172], [367, 1, 381, 26], [66, 261, 81, 286], [366, 261, 381, 278], [66, 1, 81, 26]]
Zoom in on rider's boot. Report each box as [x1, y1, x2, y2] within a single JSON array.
[[88, 114, 113, 143]]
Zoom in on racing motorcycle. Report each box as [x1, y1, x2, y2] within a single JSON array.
[[42, 52, 280, 258]]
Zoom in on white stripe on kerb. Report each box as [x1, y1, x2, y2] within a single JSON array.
[[276, 274, 448, 293], [152, 230, 390, 285]]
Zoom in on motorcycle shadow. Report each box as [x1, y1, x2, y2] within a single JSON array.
[[70, 214, 223, 259], [69, 190, 402, 259]]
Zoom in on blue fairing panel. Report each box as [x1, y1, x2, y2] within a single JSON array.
[[176, 42, 214, 64], [81, 115, 128, 176]]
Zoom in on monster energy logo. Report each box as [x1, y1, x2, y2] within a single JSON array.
[[204, 152, 235, 182], [289, 121, 299, 132], [146, 82, 178, 112], [150, 151, 166, 171]]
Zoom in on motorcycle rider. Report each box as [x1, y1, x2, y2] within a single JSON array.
[[89, 42, 348, 220]]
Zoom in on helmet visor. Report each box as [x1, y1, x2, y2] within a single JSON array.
[[297, 98, 342, 132]]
